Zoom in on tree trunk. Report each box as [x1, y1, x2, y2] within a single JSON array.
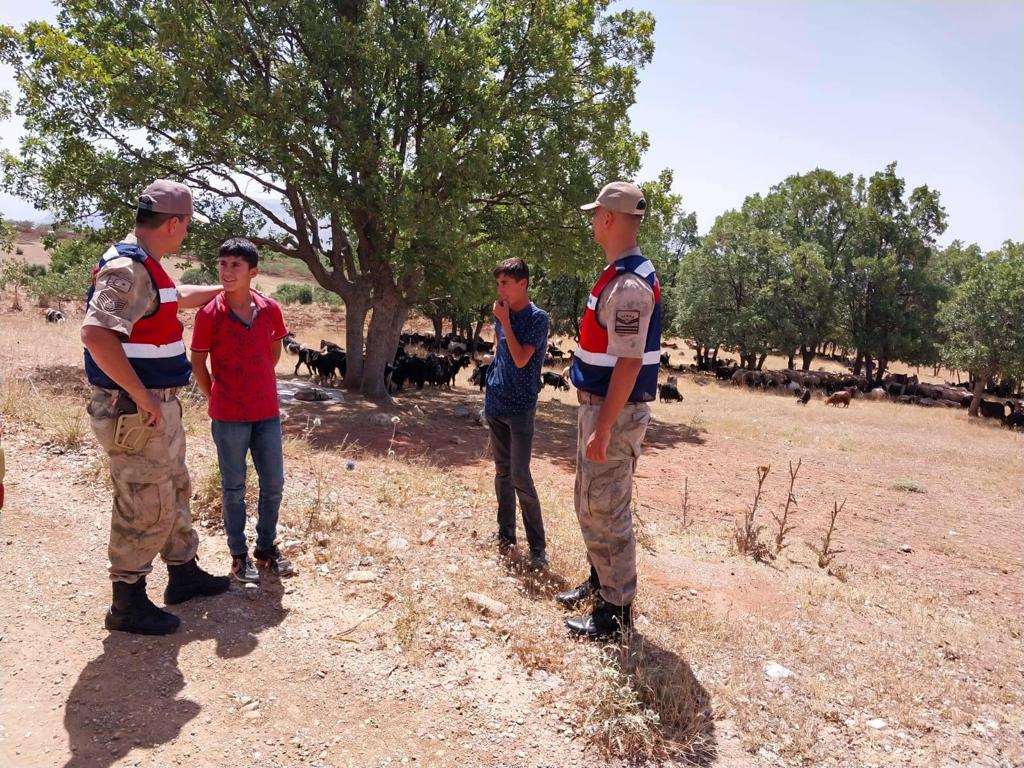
[[875, 356, 889, 386], [343, 294, 369, 391], [362, 287, 409, 400], [800, 345, 815, 371], [863, 353, 874, 384], [852, 350, 863, 376], [787, 352, 795, 371], [756, 353, 767, 371], [967, 376, 986, 417], [429, 313, 443, 343]]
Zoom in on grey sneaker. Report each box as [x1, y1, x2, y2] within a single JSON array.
[[255, 546, 296, 578], [231, 553, 259, 584]]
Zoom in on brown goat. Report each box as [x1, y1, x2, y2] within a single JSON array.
[[826, 390, 852, 408]]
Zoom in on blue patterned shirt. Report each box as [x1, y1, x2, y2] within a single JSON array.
[[484, 302, 549, 418]]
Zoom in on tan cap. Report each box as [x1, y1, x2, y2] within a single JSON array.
[[580, 181, 646, 217], [138, 179, 210, 223]]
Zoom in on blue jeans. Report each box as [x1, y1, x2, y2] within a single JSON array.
[[210, 417, 285, 556]]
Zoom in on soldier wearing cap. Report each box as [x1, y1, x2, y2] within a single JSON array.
[[82, 179, 230, 635], [557, 181, 661, 639]]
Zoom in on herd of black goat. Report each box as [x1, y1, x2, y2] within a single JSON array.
[[282, 333, 1023, 429]]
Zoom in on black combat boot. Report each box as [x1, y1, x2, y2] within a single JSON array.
[[164, 557, 231, 605], [105, 578, 180, 635], [555, 565, 600, 609], [565, 596, 632, 640]]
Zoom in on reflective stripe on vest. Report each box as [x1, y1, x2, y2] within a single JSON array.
[[570, 253, 662, 402], [84, 243, 192, 389]]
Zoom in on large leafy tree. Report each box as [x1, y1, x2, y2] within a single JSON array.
[[1, 0, 654, 396], [939, 241, 1024, 415], [838, 163, 947, 384]]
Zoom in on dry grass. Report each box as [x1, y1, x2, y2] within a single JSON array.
[[2, 298, 1022, 766]]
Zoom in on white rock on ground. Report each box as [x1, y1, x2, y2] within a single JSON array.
[[764, 662, 793, 680]]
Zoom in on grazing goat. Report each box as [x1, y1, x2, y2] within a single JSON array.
[[825, 390, 852, 407], [320, 339, 343, 354], [658, 382, 683, 402], [469, 363, 490, 392], [283, 336, 320, 376], [796, 388, 811, 405], [978, 400, 1012, 422], [541, 372, 570, 391], [45, 309, 66, 323]]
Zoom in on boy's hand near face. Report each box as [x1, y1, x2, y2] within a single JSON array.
[[493, 299, 511, 327]]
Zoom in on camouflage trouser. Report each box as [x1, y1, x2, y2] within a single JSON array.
[[574, 401, 651, 607], [88, 387, 199, 584]]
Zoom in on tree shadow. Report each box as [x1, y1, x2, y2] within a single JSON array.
[[611, 631, 717, 766], [277, 379, 706, 474], [62, 580, 288, 768]]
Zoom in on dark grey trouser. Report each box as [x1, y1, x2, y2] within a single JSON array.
[[486, 408, 546, 554]]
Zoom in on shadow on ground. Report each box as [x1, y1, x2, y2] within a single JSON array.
[[62, 581, 287, 768], [275, 376, 706, 473]]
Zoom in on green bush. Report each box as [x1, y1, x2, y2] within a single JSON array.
[[180, 267, 218, 285], [273, 283, 314, 304]]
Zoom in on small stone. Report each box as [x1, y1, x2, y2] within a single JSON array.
[[243, 710, 261, 720], [453, 405, 470, 418], [345, 570, 378, 583], [866, 718, 887, 730], [898, 545, 912, 554], [370, 413, 392, 427], [464, 592, 508, 618], [387, 537, 410, 553], [315, 533, 331, 547], [764, 662, 793, 680], [419, 530, 437, 546]]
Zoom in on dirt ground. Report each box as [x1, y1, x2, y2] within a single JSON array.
[[0, 288, 1022, 768]]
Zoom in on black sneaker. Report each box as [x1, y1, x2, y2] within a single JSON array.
[[528, 550, 549, 571], [254, 545, 295, 578], [231, 553, 260, 584]]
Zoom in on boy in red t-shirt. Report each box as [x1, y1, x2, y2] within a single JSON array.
[[191, 238, 294, 582]]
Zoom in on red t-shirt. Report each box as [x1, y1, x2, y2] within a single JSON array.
[[190, 291, 288, 422]]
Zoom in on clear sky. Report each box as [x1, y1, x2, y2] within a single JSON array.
[[1, 0, 1021, 250]]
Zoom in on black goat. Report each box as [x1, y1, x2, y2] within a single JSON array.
[[658, 382, 683, 402], [541, 372, 570, 391], [470, 363, 490, 392]]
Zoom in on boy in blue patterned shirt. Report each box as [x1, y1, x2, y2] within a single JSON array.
[[485, 258, 550, 569]]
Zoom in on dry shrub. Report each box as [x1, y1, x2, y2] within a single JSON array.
[[734, 464, 773, 562], [580, 649, 663, 760], [581, 637, 716, 763], [816, 498, 846, 571]]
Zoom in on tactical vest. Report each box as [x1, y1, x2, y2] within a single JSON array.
[[84, 243, 192, 390], [570, 252, 661, 402]]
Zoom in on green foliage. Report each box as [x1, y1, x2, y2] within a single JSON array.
[[0, 257, 34, 306], [274, 283, 314, 305], [1, 0, 654, 397], [0, 218, 14, 254], [938, 241, 1024, 385], [179, 267, 218, 286], [272, 282, 342, 306], [28, 232, 104, 304]]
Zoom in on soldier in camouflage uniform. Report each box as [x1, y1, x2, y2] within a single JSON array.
[[558, 182, 662, 640], [82, 180, 230, 635]]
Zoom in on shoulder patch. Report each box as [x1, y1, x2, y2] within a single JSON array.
[[106, 274, 133, 294], [614, 310, 640, 335], [95, 290, 128, 314]]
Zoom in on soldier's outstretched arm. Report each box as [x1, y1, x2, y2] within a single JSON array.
[[177, 284, 223, 308]]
